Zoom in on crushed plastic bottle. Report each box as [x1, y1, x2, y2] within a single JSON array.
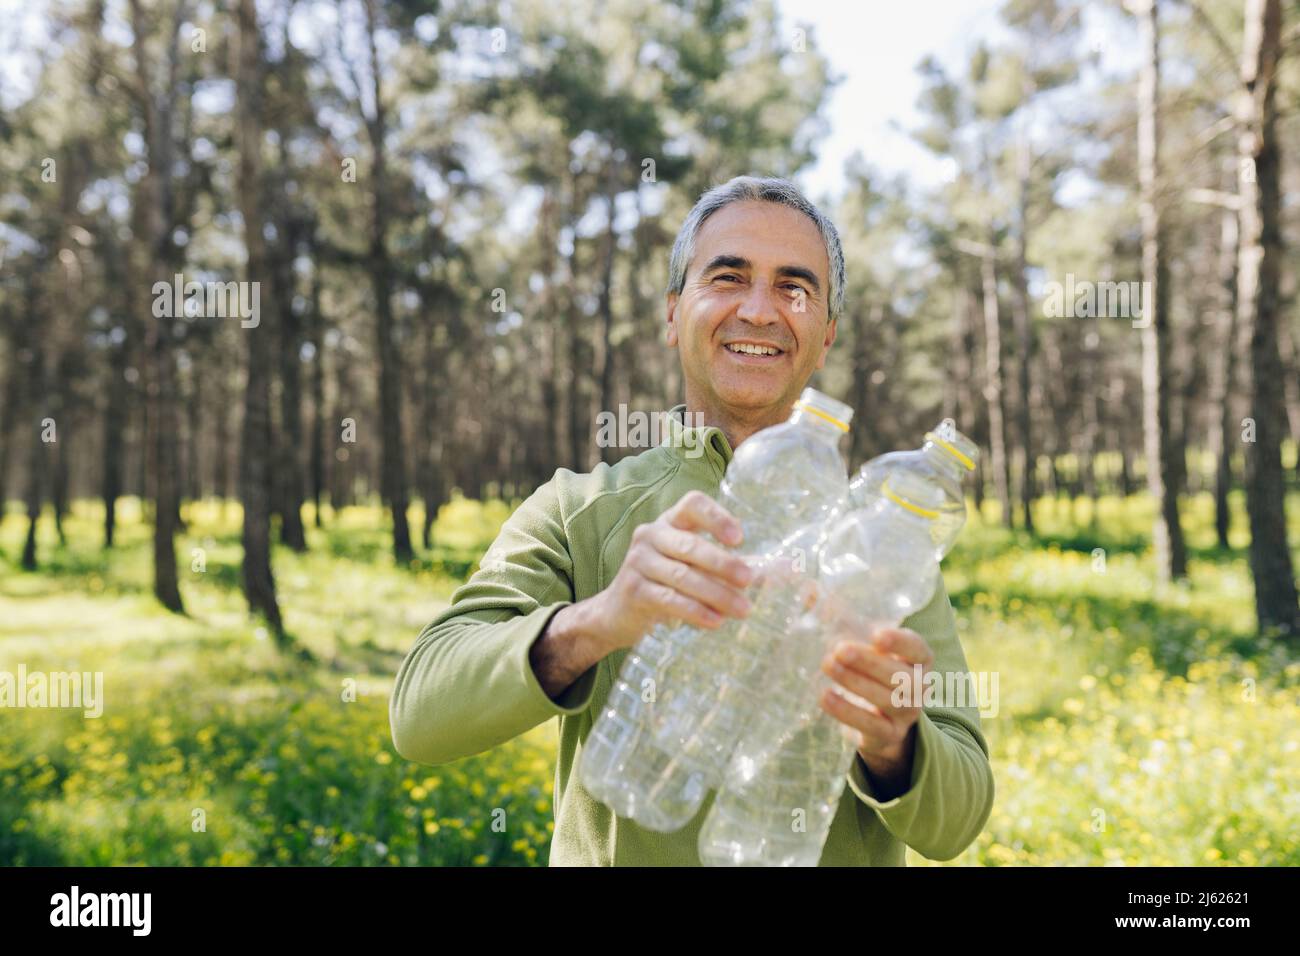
[[699, 419, 978, 865], [579, 388, 854, 832]]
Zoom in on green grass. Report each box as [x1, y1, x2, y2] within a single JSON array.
[[1, 489, 1297, 866]]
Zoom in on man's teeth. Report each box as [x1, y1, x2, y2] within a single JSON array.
[[725, 343, 780, 356]]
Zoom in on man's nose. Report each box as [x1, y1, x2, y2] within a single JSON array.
[[734, 279, 781, 325]]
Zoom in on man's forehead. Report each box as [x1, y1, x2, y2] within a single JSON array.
[[692, 201, 828, 274]]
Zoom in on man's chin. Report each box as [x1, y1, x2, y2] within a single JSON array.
[[711, 379, 796, 414]]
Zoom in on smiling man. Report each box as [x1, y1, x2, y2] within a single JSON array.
[[389, 176, 994, 866]]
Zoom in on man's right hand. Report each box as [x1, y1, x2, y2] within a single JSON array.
[[587, 489, 756, 654]]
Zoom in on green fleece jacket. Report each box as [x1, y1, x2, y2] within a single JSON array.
[[389, 405, 995, 866]]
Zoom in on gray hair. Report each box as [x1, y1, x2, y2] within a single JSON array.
[[666, 175, 845, 323]]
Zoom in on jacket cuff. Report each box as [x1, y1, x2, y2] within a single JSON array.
[[845, 708, 939, 818], [519, 602, 600, 716]]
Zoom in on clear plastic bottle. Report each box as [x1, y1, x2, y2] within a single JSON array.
[[579, 388, 854, 832], [699, 420, 978, 865]]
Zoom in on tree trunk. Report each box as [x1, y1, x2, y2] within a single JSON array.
[[597, 160, 619, 464], [848, 303, 875, 468], [19, 297, 44, 571], [1136, 0, 1187, 582], [102, 337, 127, 547], [215, 343, 234, 521], [1236, 0, 1298, 637], [419, 292, 447, 551], [364, 0, 413, 564], [272, 226, 307, 551], [1011, 133, 1036, 534], [539, 188, 562, 470], [563, 169, 589, 474], [186, 359, 202, 504], [1080, 323, 1102, 527], [22, 416, 43, 571], [236, 0, 284, 637], [0, 326, 15, 522], [308, 261, 327, 530], [129, 0, 187, 613], [1207, 197, 1240, 550], [979, 247, 1013, 528]]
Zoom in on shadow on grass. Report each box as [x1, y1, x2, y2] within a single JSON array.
[[949, 580, 1266, 679], [321, 529, 483, 578], [0, 546, 152, 598], [1029, 528, 1242, 567], [955, 520, 1244, 569]]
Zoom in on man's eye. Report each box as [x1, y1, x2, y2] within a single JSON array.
[[715, 274, 741, 283]]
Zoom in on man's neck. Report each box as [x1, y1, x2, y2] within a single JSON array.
[[683, 387, 794, 451]]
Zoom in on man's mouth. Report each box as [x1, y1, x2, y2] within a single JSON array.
[[723, 341, 785, 359]]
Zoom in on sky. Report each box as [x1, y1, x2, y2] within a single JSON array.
[[774, 0, 1008, 203]]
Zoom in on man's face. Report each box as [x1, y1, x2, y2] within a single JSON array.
[[666, 200, 836, 417]]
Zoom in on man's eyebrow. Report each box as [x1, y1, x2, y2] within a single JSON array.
[[699, 255, 823, 293], [699, 254, 751, 274], [775, 265, 821, 293]]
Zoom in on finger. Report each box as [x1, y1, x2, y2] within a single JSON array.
[[819, 685, 897, 742], [828, 639, 925, 691], [667, 490, 744, 546], [637, 578, 725, 630], [821, 655, 910, 714], [867, 626, 934, 667], [639, 551, 752, 619], [654, 526, 754, 588]]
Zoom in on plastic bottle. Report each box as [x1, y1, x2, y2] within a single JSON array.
[[579, 388, 854, 832], [698, 419, 978, 865]]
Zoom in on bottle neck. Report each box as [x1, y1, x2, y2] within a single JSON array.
[[791, 407, 851, 443], [920, 441, 968, 481]]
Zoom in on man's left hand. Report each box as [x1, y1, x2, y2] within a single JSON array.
[[818, 625, 934, 800]]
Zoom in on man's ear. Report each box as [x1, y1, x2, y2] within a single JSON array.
[[815, 315, 837, 370], [666, 292, 679, 347]]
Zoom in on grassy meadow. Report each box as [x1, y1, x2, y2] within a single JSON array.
[[1, 490, 1297, 865]]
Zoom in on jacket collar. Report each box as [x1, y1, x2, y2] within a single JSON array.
[[661, 404, 733, 476]]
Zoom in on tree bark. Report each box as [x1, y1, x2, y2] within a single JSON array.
[[129, 0, 187, 612], [597, 159, 620, 464], [236, 0, 285, 637], [308, 260, 327, 530], [359, 0, 413, 563], [1236, 0, 1298, 637], [1136, 0, 1187, 582], [1011, 132, 1036, 534], [271, 197, 307, 552], [419, 286, 447, 550], [979, 246, 1013, 528], [1207, 197, 1239, 549]]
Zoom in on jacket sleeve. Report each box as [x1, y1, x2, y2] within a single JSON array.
[[843, 575, 996, 861], [389, 477, 601, 766]]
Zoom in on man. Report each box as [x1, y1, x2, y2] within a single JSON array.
[[390, 175, 995, 866]]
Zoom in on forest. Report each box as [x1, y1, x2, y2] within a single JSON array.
[[0, 0, 1297, 867]]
